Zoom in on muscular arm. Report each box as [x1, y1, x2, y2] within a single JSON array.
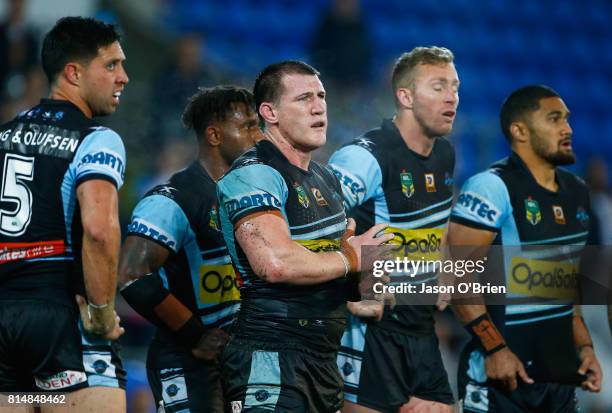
[[572, 306, 602, 392], [77, 179, 121, 337], [447, 221, 533, 390], [235, 211, 390, 285], [447, 222, 496, 323], [118, 236, 194, 333]]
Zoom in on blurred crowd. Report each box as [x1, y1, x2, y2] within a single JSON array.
[[1, 0, 611, 412]]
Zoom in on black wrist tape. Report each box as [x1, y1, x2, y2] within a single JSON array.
[[175, 315, 207, 348], [120, 271, 170, 327], [465, 313, 506, 355]]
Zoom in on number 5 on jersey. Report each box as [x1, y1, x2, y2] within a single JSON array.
[[1, 154, 35, 236]]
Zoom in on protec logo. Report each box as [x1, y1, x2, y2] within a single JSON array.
[[456, 192, 499, 223], [127, 219, 176, 249]]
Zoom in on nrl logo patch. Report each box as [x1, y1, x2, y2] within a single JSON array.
[[400, 170, 415, 198], [525, 197, 541, 226], [294, 183, 310, 208], [209, 205, 220, 231]]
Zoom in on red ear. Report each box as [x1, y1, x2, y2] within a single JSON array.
[[64, 63, 80, 86], [259, 102, 277, 124]]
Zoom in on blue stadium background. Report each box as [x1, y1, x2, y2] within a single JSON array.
[[1, 0, 611, 412]]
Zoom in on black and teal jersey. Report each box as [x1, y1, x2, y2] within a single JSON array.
[[329, 119, 455, 334], [127, 161, 239, 339], [217, 140, 348, 352], [451, 152, 591, 383], [0, 99, 125, 305]]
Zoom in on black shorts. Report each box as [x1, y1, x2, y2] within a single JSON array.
[[337, 315, 453, 412], [147, 340, 223, 413], [0, 300, 126, 392], [458, 347, 576, 413], [221, 338, 343, 413]]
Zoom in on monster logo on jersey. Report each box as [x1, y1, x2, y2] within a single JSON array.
[[425, 173, 436, 192], [400, 170, 415, 198], [552, 205, 566, 225], [294, 183, 310, 208], [525, 197, 541, 226]]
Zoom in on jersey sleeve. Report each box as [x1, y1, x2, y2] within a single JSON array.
[[73, 127, 126, 189], [217, 164, 288, 226], [328, 144, 382, 210], [126, 193, 189, 253], [450, 171, 511, 232]]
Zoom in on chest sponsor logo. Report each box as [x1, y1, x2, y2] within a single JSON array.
[[576, 206, 589, 228], [311, 187, 328, 206], [552, 205, 565, 225], [400, 170, 415, 198], [34, 370, 87, 390], [456, 192, 499, 223], [509, 257, 578, 299], [525, 197, 541, 226], [294, 183, 310, 208], [384, 227, 445, 261], [425, 173, 436, 192], [199, 264, 240, 304], [296, 239, 340, 252], [224, 192, 281, 217]]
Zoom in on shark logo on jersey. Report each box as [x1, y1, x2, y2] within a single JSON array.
[[294, 183, 310, 208], [525, 197, 541, 226], [400, 171, 415, 198], [576, 206, 589, 228], [444, 172, 454, 187], [552, 205, 565, 225], [209, 206, 220, 231]]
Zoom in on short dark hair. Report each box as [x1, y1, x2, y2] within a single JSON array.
[[182, 85, 255, 137], [42, 16, 121, 84], [500, 85, 560, 142], [253, 60, 319, 120]]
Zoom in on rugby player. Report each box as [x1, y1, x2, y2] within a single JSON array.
[[329, 46, 458, 413], [0, 16, 128, 411], [118, 86, 261, 413], [216, 61, 393, 413], [448, 85, 602, 412]]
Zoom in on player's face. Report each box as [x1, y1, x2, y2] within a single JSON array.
[[80, 41, 129, 117], [276, 73, 327, 151], [527, 97, 575, 165], [411, 63, 459, 138], [218, 103, 262, 164]]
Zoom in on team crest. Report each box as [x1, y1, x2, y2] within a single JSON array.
[[311, 187, 328, 206], [400, 170, 415, 198], [552, 205, 566, 225], [208, 206, 220, 231], [444, 172, 454, 187], [525, 197, 541, 226], [576, 206, 589, 228], [294, 183, 310, 208], [425, 173, 436, 192]]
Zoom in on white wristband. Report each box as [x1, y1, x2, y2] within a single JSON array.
[[335, 251, 350, 278]]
